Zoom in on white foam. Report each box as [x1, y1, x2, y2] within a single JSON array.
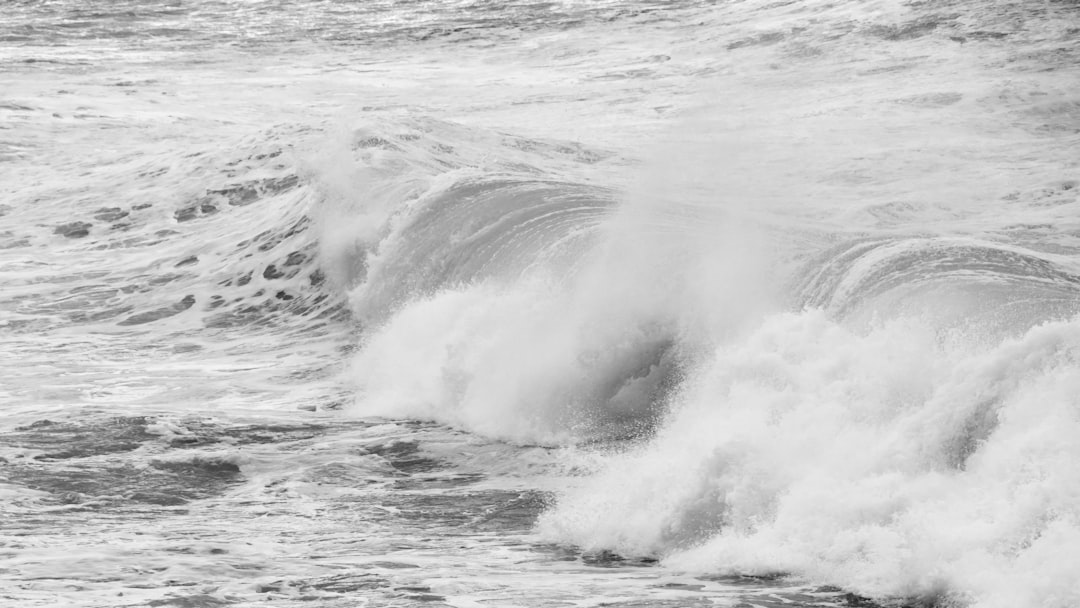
[[539, 311, 1080, 606]]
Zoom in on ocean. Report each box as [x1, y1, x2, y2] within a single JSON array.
[[2, 1, 1079, 606]]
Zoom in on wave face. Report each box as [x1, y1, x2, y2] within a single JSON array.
[[795, 238, 1080, 333]]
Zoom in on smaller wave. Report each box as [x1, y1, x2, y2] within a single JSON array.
[[793, 237, 1080, 335]]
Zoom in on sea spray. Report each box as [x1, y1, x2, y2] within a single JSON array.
[[344, 113, 784, 443], [338, 105, 1080, 605], [537, 311, 1080, 607]]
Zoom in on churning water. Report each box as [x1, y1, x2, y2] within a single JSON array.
[[2, 1, 1079, 607]]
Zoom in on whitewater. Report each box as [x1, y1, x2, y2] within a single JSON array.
[[2, 1, 1079, 607]]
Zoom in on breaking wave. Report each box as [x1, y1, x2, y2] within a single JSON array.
[[330, 113, 1080, 607]]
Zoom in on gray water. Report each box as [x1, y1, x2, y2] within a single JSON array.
[[2, 2, 1079, 607]]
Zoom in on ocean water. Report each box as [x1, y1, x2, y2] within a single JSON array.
[[2, 1, 1079, 607]]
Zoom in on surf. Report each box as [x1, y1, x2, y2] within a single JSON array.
[[335, 100, 1080, 608]]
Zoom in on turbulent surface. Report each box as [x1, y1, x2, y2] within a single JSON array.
[[2, 1, 1079, 607]]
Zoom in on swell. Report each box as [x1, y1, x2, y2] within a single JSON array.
[[793, 236, 1080, 332]]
